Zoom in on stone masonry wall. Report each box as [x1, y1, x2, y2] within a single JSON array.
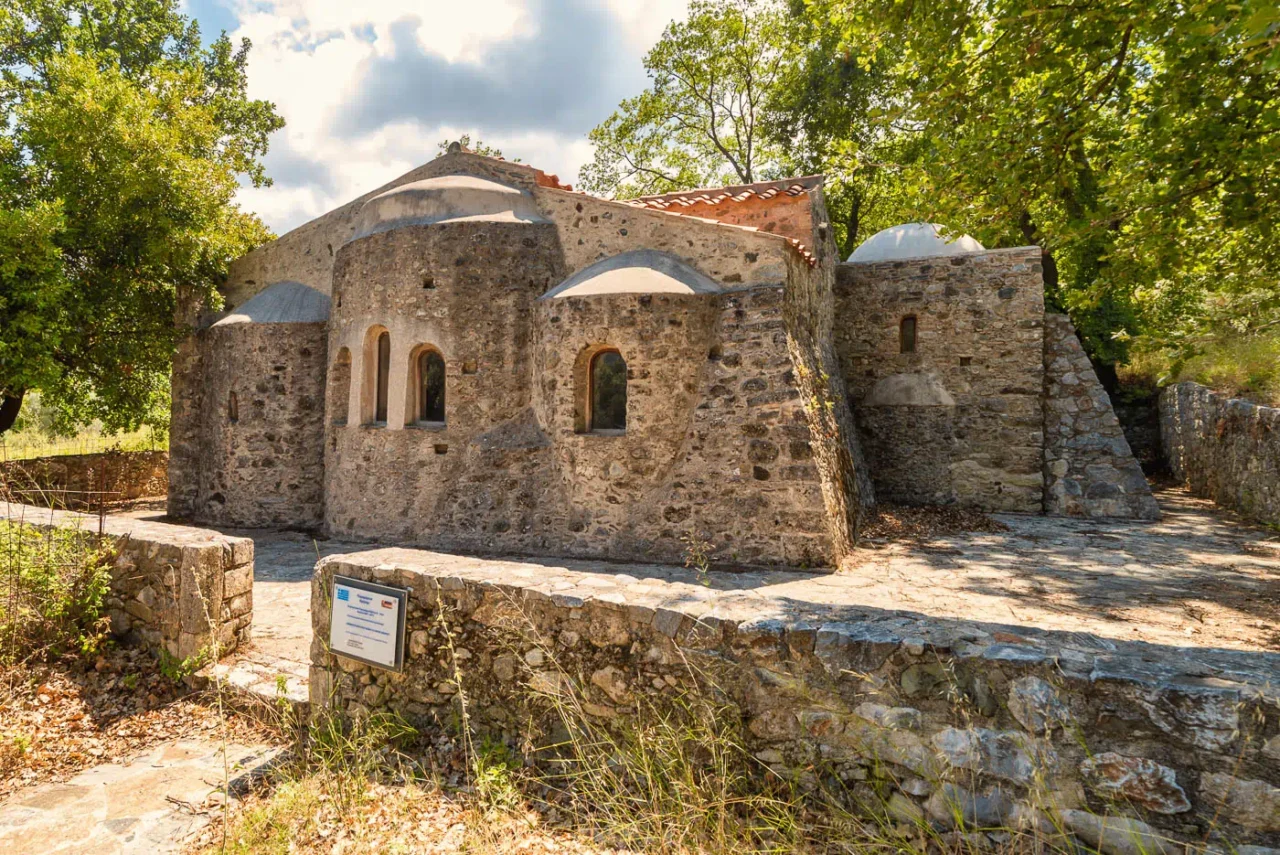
[[222, 151, 546, 308], [1, 503, 252, 660], [1161, 381, 1280, 525], [1042, 314, 1159, 519], [534, 286, 833, 567], [312, 550, 1280, 852], [535, 185, 797, 289], [190, 322, 328, 529], [834, 249, 1045, 512], [783, 186, 875, 556], [0, 451, 167, 510], [322, 205, 834, 568], [325, 256, 832, 567]]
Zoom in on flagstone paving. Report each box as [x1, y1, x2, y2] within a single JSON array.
[[0, 741, 277, 855]]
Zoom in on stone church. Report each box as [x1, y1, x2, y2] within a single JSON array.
[[167, 143, 1157, 568]]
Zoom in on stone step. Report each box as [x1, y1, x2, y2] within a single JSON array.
[[193, 654, 310, 728]]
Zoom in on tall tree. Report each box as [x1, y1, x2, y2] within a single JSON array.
[[0, 0, 283, 436], [766, 14, 920, 257], [809, 0, 1280, 370], [579, 0, 798, 197]]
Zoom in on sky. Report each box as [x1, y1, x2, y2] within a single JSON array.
[[180, 0, 693, 236]]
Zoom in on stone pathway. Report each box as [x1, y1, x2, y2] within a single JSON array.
[[115, 505, 369, 714], [130, 486, 1280, 680], [0, 741, 277, 855], [199, 531, 369, 715]]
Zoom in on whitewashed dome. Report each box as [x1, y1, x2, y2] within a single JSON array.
[[349, 174, 547, 243], [847, 223, 984, 263], [540, 250, 721, 299]]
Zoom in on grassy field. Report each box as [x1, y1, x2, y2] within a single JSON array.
[[0, 427, 165, 463]]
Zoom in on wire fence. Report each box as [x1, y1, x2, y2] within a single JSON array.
[[0, 431, 165, 464]]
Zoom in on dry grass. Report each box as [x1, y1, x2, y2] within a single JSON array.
[[0, 427, 164, 463], [187, 614, 1109, 855]]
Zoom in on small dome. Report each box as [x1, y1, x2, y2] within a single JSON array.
[[213, 281, 330, 326], [349, 174, 546, 242], [848, 223, 984, 263], [540, 250, 721, 299]]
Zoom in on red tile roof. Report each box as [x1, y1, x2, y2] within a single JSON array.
[[444, 145, 817, 265], [624, 176, 823, 212]]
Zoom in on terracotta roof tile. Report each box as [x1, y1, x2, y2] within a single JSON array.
[[624, 175, 823, 212]]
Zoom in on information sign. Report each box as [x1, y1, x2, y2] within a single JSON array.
[[329, 575, 408, 671]]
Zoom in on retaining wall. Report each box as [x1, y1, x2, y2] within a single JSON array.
[[1161, 382, 1280, 525], [311, 550, 1280, 852], [0, 451, 167, 510], [1, 503, 252, 661], [1042, 314, 1159, 519]]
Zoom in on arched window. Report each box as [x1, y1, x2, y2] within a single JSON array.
[[374, 331, 391, 424], [416, 349, 446, 424], [228, 391, 239, 423], [590, 350, 627, 432], [900, 316, 918, 354]]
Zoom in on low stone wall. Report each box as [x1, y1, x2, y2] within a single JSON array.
[[1042, 314, 1158, 519], [1, 503, 252, 660], [0, 451, 168, 510], [1161, 382, 1280, 525], [312, 550, 1280, 852]]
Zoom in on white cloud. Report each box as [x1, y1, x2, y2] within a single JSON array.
[[217, 0, 692, 235]]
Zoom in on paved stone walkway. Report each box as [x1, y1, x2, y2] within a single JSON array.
[[0, 741, 277, 854], [117, 485, 1280, 717]]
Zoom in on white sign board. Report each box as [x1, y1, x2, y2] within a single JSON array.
[[329, 575, 408, 671]]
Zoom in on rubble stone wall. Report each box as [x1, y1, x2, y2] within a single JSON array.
[[1, 503, 252, 660], [1042, 314, 1159, 519], [312, 550, 1280, 852], [223, 151, 544, 308], [535, 186, 796, 287], [834, 249, 1046, 511], [0, 451, 167, 509], [189, 322, 328, 529], [324, 210, 833, 565], [1160, 381, 1280, 525], [783, 187, 875, 555]]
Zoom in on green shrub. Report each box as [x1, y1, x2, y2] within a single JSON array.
[[1174, 331, 1280, 406], [1124, 330, 1280, 407], [0, 520, 113, 662]]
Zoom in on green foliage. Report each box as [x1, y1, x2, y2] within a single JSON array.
[[0, 520, 113, 661], [579, 0, 799, 197], [1129, 328, 1280, 405], [472, 736, 523, 813], [0, 0, 283, 435], [809, 0, 1280, 372], [157, 645, 212, 682], [586, 0, 1280, 386], [765, 11, 926, 256]]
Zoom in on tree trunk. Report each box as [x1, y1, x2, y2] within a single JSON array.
[[1019, 212, 1063, 309], [844, 194, 862, 260], [0, 390, 25, 435]]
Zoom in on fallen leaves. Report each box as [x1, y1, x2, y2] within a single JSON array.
[[0, 646, 276, 800], [860, 503, 1010, 542]]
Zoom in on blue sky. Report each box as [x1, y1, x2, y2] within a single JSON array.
[[178, 0, 692, 235]]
